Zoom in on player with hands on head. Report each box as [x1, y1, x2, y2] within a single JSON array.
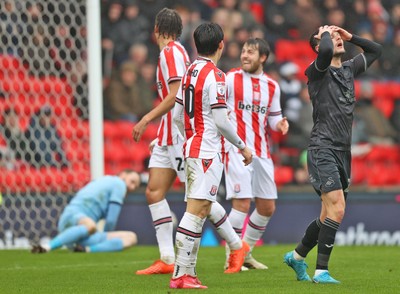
[[224, 37, 289, 271], [284, 24, 382, 284], [170, 22, 252, 289], [31, 170, 141, 253]]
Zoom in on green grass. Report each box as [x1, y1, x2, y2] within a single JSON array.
[[0, 245, 399, 293]]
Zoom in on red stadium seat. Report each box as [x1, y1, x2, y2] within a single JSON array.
[[114, 121, 135, 139], [351, 158, 367, 185], [103, 120, 116, 139], [366, 145, 400, 162], [274, 165, 294, 186], [373, 99, 394, 118], [140, 122, 159, 142]]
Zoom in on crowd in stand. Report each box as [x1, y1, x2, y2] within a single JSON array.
[[100, 0, 400, 184], [0, 0, 399, 186]]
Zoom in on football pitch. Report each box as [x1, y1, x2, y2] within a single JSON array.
[[1, 245, 398, 294]]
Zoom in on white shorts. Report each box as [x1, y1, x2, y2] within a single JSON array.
[[225, 151, 277, 200], [184, 154, 224, 202], [148, 140, 185, 182]]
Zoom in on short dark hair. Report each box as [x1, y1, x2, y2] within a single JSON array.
[[155, 8, 182, 39], [309, 29, 320, 53], [193, 22, 224, 56], [244, 38, 271, 64]]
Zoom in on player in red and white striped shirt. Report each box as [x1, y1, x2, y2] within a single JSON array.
[[170, 23, 253, 289], [133, 8, 189, 275], [133, 8, 250, 277], [224, 38, 289, 270]]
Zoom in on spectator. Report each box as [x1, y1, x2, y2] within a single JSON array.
[[0, 108, 26, 162], [127, 43, 149, 68], [24, 106, 69, 168], [237, 0, 259, 30], [283, 83, 313, 151], [293, 0, 323, 39], [138, 0, 170, 25], [352, 81, 398, 145], [345, 0, 370, 33], [379, 29, 400, 79], [118, 0, 151, 63], [101, 1, 124, 72], [219, 40, 241, 72], [104, 61, 153, 122], [137, 62, 158, 105], [279, 62, 301, 102], [264, 0, 297, 40], [390, 3, 400, 32]]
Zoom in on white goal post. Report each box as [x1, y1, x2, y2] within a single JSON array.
[[0, 0, 103, 248]]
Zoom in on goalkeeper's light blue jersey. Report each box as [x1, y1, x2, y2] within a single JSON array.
[[67, 176, 126, 222]]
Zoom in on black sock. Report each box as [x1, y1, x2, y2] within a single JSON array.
[[295, 218, 321, 258], [316, 218, 340, 270]]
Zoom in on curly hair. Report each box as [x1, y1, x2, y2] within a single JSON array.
[[155, 8, 182, 39]]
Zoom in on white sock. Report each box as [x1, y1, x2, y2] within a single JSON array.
[[174, 212, 205, 278], [315, 269, 328, 276], [228, 208, 247, 238], [224, 208, 247, 261], [243, 209, 270, 251], [149, 199, 174, 264], [208, 202, 241, 250], [293, 250, 305, 261]]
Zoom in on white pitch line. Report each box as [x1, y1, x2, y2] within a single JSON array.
[[0, 259, 156, 271]]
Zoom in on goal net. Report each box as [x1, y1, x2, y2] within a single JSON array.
[[0, 0, 90, 248]]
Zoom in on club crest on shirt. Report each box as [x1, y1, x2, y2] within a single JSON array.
[[216, 82, 226, 99], [216, 71, 223, 78], [234, 184, 240, 193], [210, 185, 218, 196]]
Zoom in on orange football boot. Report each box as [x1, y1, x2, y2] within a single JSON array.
[[136, 260, 174, 275], [224, 241, 250, 273]]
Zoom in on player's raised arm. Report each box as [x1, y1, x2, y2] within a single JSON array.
[[313, 25, 335, 71]]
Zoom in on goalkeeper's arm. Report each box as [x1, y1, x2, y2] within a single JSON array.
[[103, 202, 122, 232]]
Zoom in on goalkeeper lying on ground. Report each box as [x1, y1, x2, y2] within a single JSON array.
[[32, 169, 141, 253]]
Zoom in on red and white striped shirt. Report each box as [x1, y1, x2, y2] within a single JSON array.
[[175, 57, 227, 159], [226, 68, 282, 158], [156, 41, 190, 146]]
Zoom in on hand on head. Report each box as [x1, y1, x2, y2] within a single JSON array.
[[315, 25, 352, 41], [331, 26, 352, 41], [315, 25, 335, 40]]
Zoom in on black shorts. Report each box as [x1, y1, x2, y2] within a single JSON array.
[[307, 148, 351, 196]]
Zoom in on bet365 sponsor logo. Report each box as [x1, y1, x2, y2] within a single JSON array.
[[238, 101, 267, 114]]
